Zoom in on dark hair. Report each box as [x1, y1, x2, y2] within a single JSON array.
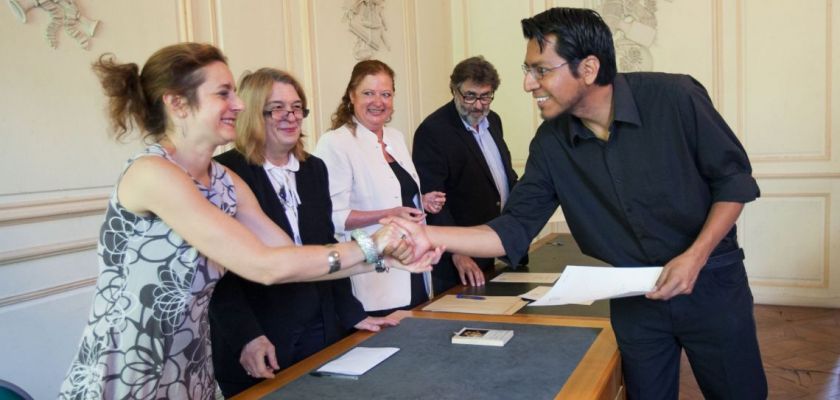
[[330, 59, 395, 132], [521, 7, 616, 85], [92, 42, 227, 141], [235, 68, 309, 165], [449, 56, 500, 92]]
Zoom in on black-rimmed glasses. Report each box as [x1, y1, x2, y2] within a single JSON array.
[[522, 61, 569, 80], [263, 105, 310, 120], [457, 89, 494, 105]]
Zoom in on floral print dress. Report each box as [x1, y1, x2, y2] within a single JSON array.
[[59, 145, 236, 399]]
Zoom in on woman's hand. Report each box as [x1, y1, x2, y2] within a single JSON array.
[[381, 217, 433, 262], [354, 316, 399, 332], [422, 191, 446, 214], [240, 335, 279, 379], [385, 245, 444, 273], [371, 223, 413, 263], [389, 206, 425, 222]]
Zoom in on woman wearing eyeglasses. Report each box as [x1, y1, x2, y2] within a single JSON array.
[[315, 60, 446, 317], [210, 68, 401, 397]]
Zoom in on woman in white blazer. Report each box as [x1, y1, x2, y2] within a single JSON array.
[[316, 60, 446, 316]]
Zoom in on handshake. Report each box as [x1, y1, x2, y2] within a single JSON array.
[[367, 217, 442, 273]]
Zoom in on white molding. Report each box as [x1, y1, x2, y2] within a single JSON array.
[[711, 0, 723, 108], [210, 0, 222, 48], [0, 237, 97, 267], [754, 172, 840, 179], [403, 0, 420, 134], [177, 0, 194, 42], [0, 277, 96, 308], [0, 194, 108, 227], [753, 293, 840, 309]]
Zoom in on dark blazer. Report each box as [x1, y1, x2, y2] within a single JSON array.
[[209, 149, 367, 396], [412, 101, 519, 292]]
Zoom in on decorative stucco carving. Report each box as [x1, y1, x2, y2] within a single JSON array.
[[586, 0, 666, 72], [7, 0, 99, 50], [343, 0, 389, 60]]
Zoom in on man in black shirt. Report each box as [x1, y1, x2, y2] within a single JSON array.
[[393, 7, 767, 400]]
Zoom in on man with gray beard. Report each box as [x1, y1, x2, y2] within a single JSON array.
[[413, 56, 521, 294]]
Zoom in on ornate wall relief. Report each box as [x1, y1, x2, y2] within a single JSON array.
[[6, 0, 99, 49], [586, 0, 666, 72], [343, 0, 389, 60]]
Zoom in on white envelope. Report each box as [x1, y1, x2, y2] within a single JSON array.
[[316, 347, 400, 376]]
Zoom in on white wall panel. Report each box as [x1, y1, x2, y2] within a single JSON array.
[[743, 0, 829, 161], [0, 250, 98, 302], [455, 0, 538, 168], [744, 194, 828, 287], [215, 0, 288, 78], [654, 0, 716, 95], [0, 288, 93, 400]]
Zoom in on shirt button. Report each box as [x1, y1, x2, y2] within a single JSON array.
[[495, 201, 501, 206]]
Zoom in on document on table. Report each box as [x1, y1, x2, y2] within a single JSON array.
[[490, 272, 561, 284], [422, 294, 528, 315], [314, 347, 400, 377], [519, 286, 551, 301], [529, 265, 663, 306]]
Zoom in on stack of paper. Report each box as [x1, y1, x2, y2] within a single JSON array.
[[490, 272, 560, 284], [314, 347, 399, 378], [529, 265, 663, 306]]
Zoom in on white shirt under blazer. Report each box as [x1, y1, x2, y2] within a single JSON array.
[[315, 121, 432, 311]]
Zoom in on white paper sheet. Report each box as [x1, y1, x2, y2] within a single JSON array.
[[315, 347, 399, 376], [490, 272, 560, 284], [529, 265, 663, 306]]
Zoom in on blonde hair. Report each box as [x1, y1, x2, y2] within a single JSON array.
[[234, 68, 309, 165]]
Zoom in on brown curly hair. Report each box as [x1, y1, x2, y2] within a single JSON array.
[[329, 59, 395, 132], [92, 42, 227, 142]]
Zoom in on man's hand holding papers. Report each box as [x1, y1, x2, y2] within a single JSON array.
[[529, 266, 663, 306]]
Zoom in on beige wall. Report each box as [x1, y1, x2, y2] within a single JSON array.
[[0, 1, 838, 398]]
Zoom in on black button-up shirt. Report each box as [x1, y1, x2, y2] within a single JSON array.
[[488, 73, 759, 267]]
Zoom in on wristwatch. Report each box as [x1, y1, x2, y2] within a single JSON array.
[[374, 258, 389, 273], [327, 250, 341, 274]]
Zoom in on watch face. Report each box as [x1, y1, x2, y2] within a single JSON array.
[[374, 259, 388, 273]]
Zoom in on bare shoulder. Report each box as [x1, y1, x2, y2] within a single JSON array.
[[118, 155, 199, 215]]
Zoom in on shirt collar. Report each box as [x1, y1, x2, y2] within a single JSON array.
[[566, 74, 642, 146], [264, 153, 300, 173]]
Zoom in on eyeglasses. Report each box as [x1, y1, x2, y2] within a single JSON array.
[[457, 89, 494, 105], [522, 62, 569, 80], [263, 105, 310, 121]]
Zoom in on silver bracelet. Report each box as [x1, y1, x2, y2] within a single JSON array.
[[327, 251, 341, 274], [350, 229, 379, 263], [350, 229, 387, 272]]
